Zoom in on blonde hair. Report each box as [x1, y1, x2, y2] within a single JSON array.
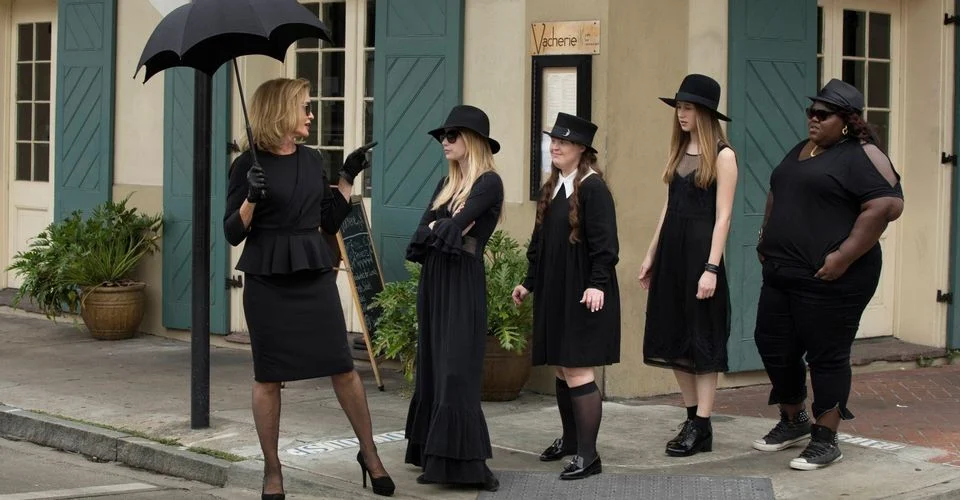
[[432, 130, 498, 214], [240, 78, 310, 153], [662, 103, 731, 189]]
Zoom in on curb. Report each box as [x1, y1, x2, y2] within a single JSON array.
[[0, 404, 229, 486], [0, 404, 410, 498]]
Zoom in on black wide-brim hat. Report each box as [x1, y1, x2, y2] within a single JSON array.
[[428, 105, 500, 154], [659, 73, 731, 122], [543, 112, 598, 153], [808, 78, 864, 115]]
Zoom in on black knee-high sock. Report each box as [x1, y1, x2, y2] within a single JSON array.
[[569, 381, 602, 461], [556, 378, 577, 447]]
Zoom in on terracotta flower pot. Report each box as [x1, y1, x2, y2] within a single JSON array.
[[80, 283, 146, 340], [480, 335, 532, 401]]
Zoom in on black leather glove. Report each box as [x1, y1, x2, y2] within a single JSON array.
[[339, 141, 377, 184], [246, 162, 268, 202]]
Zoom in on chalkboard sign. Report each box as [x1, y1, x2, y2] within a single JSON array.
[[336, 196, 385, 390]]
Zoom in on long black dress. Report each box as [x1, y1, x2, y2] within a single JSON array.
[[404, 172, 504, 484], [223, 145, 353, 382], [523, 173, 621, 367], [643, 150, 731, 374]]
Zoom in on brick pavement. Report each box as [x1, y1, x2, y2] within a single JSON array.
[[636, 363, 960, 466]]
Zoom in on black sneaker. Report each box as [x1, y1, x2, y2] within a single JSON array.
[[790, 424, 842, 470], [752, 409, 811, 451]]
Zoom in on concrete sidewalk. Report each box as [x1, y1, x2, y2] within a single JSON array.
[[1, 308, 958, 499]]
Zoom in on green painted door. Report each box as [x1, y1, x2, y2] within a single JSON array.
[[726, 0, 818, 371], [54, 0, 117, 221], [161, 68, 231, 334], [371, 0, 464, 282]]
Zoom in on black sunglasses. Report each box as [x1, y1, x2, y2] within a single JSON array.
[[805, 106, 836, 121], [303, 101, 313, 116], [440, 129, 461, 143]]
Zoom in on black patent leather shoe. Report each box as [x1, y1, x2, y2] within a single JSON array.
[[539, 437, 577, 462], [665, 422, 712, 457], [559, 454, 602, 480]]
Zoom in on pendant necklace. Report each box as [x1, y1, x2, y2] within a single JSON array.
[[809, 144, 820, 157]]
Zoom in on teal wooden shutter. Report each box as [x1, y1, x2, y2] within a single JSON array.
[[54, 0, 117, 221], [371, 0, 464, 282], [161, 67, 231, 334], [726, 0, 817, 371]]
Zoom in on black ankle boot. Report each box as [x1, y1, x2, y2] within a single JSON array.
[[666, 416, 712, 457]]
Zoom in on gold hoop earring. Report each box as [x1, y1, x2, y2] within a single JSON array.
[[842, 125, 848, 135]]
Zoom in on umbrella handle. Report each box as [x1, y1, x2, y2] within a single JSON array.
[[233, 59, 266, 199]]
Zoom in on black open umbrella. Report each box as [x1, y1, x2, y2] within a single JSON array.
[[136, 0, 332, 170], [136, 0, 332, 429]]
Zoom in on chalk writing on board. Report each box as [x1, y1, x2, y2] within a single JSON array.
[[339, 200, 384, 337]]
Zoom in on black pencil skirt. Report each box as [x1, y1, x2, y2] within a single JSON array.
[[243, 269, 354, 382]]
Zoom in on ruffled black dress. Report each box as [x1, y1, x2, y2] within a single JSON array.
[[404, 172, 504, 484], [223, 145, 352, 382]]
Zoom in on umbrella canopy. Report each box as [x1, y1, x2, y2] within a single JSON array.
[[136, 0, 332, 82]]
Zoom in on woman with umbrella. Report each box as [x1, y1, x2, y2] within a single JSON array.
[[752, 79, 903, 470], [404, 105, 504, 492], [224, 78, 394, 498], [512, 112, 621, 480]]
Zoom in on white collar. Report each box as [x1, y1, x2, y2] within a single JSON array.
[[552, 169, 597, 199]]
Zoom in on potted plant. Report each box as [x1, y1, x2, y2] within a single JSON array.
[[480, 230, 533, 401], [370, 261, 421, 382], [7, 195, 162, 340], [371, 230, 534, 401]]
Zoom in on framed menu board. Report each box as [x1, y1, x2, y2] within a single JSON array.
[[529, 54, 593, 200]]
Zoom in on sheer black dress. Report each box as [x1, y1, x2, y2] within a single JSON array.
[[643, 148, 731, 374]]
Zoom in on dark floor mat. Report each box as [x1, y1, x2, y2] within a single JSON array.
[[479, 471, 775, 500]]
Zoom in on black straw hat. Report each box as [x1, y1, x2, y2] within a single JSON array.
[[659, 73, 731, 122], [543, 112, 598, 153], [428, 105, 500, 154], [808, 78, 864, 115]]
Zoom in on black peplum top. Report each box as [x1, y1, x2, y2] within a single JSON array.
[[223, 145, 350, 276]]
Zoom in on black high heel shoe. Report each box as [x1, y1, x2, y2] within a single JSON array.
[[357, 450, 396, 497], [261, 477, 285, 500]]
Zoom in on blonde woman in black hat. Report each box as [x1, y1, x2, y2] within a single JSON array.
[[752, 79, 903, 470], [404, 105, 504, 491], [638, 74, 738, 458], [512, 112, 620, 480]]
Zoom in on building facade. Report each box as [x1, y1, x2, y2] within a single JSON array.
[[1, 0, 957, 397]]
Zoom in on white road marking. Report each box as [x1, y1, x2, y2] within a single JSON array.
[[0, 483, 157, 500]]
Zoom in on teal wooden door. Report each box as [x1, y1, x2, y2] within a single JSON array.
[[371, 0, 464, 282], [161, 68, 231, 333], [54, 0, 117, 221], [726, 0, 817, 371]]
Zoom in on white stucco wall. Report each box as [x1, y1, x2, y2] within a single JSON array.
[[114, 0, 165, 187]]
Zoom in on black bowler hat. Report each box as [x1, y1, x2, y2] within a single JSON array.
[[543, 112, 598, 153], [809, 78, 864, 115], [428, 105, 500, 154], [659, 73, 731, 122]]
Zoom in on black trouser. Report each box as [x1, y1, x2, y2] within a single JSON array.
[[754, 261, 878, 420]]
